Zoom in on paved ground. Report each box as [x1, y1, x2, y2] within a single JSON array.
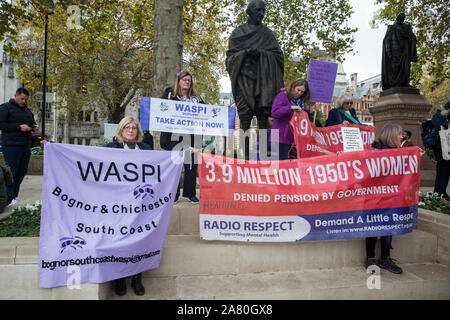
[[0, 174, 448, 221]]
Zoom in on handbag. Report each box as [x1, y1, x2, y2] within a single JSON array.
[[439, 128, 450, 160]]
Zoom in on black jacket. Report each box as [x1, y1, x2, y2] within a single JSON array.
[[325, 107, 360, 127], [142, 132, 154, 150], [430, 109, 450, 161], [431, 110, 449, 131], [106, 138, 152, 150], [0, 99, 37, 146]]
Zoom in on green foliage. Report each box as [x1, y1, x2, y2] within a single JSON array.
[[0, 201, 41, 237], [421, 77, 450, 116], [7, 0, 154, 123], [419, 192, 450, 214], [313, 109, 326, 127], [229, 0, 357, 86], [373, 0, 450, 91], [183, 0, 233, 103]]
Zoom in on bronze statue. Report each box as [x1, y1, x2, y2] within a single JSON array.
[[226, 0, 284, 131], [381, 13, 418, 90]]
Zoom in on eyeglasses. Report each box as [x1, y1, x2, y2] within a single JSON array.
[[124, 125, 138, 131], [180, 78, 192, 83], [343, 102, 353, 106]]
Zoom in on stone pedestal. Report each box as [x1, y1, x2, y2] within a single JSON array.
[[370, 92, 436, 186]]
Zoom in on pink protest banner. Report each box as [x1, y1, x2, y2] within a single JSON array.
[[290, 111, 375, 158]]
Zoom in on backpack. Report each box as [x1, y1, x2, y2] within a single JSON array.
[[421, 119, 439, 148]]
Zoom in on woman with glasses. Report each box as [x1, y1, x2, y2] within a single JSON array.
[[106, 116, 151, 296], [270, 78, 312, 160], [106, 116, 151, 151], [325, 93, 361, 127], [160, 70, 203, 204]]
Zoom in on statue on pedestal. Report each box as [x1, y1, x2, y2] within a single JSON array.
[[381, 13, 418, 91], [226, 0, 284, 131]]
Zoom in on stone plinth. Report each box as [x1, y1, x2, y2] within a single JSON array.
[[370, 92, 435, 186], [0, 155, 43, 175]]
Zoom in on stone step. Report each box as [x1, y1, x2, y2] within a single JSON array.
[[1, 230, 436, 276], [106, 262, 450, 300], [168, 200, 200, 235], [0, 230, 437, 278], [143, 230, 437, 278], [0, 228, 442, 300]]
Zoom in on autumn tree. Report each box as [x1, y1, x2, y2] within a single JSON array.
[[8, 0, 154, 123], [373, 0, 449, 90], [152, 0, 183, 98], [3, 0, 358, 121], [153, 0, 234, 103], [421, 74, 450, 115], [182, 0, 233, 104]]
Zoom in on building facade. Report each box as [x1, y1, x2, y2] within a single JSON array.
[[310, 50, 381, 126]]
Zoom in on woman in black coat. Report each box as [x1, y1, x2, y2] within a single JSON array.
[[106, 116, 150, 297], [430, 101, 450, 200], [160, 70, 203, 204], [325, 93, 361, 127]]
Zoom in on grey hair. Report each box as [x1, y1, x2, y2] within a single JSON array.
[[337, 93, 354, 108]]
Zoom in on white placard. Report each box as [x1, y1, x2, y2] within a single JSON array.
[[341, 127, 364, 152], [148, 98, 232, 136]]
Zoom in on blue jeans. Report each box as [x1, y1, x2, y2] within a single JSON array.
[[2, 145, 31, 200]]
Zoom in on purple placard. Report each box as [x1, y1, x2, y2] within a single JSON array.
[[38, 142, 183, 288], [307, 59, 338, 104]]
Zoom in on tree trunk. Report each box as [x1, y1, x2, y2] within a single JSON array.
[[111, 104, 124, 124], [152, 0, 184, 98]]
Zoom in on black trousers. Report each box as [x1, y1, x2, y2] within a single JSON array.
[[365, 236, 391, 260], [176, 163, 198, 199], [434, 158, 450, 198]]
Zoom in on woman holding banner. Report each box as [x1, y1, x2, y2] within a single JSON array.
[[270, 78, 312, 160], [365, 123, 405, 274], [160, 70, 202, 204], [106, 116, 151, 296], [325, 93, 361, 126]]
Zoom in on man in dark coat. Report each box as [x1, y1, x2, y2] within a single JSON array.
[[0, 88, 39, 205], [226, 0, 284, 131], [431, 101, 450, 200], [381, 12, 417, 90]]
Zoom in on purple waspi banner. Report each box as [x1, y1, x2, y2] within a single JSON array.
[[38, 142, 183, 288]]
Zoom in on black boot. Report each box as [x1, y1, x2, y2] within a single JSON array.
[[114, 277, 127, 296], [131, 273, 145, 296]]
